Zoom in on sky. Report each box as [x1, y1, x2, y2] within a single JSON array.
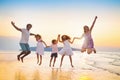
[[0, 0, 120, 50]]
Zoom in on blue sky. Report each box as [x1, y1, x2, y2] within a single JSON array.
[[1, 0, 120, 18], [0, 0, 120, 51], [0, 0, 120, 9]]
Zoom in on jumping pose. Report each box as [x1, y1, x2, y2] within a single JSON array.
[[11, 21, 35, 62], [74, 16, 98, 54]]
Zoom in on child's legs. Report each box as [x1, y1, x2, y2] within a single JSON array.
[[49, 57, 53, 66], [69, 55, 74, 67], [53, 57, 56, 67], [60, 54, 65, 67], [39, 55, 42, 65], [37, 53, 39, 63]]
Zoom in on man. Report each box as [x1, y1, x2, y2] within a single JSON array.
[[11, 21, 35, 62]]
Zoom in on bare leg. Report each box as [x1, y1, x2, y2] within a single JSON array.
[[53, 57, 56, 67], [37, 53, 39, 64], [17, 51, 25, 61], [87, 49, 92, 54], [69, 56, 74, 67], [60, 54, 65, 67], [93, 48, 96, 53], [49, 57, 53, 67], [21, 51, 31, 63], [81, 48, 86, 53], [39, 55, 42, 65]]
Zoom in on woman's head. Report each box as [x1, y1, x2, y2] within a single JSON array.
[[35, 34, 41, 41], [83, 25, 89, 33], [52, 39, 57, 44], [61, 35, 71, 41]]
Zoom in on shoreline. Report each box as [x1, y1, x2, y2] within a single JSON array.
[[0, 51, 120, 80]]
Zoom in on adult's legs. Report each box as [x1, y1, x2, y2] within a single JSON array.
[[93, 48, 96, 53], [81, 48, 86, 53], [20, 43, 31, 62], [87, 49, 92, 54], [21, 51, 31, 63], [69, 56, 74, 67], [17, 51, 26, 61], [60, 54, 65, 67]]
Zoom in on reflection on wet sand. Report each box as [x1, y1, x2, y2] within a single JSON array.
[[15, 70, 26, 80], [50, 68, 58, 80], [32, 69, 41, 80], [1, 52, 120, 80], [14, 68, 75, 80]]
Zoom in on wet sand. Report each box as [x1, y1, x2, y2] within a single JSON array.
[[0, 51, 120, 80]]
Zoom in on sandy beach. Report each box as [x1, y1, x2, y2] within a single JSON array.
[[0, 51, 120, 80]]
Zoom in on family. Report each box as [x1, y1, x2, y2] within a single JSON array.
[[11, 16, 97, 68]]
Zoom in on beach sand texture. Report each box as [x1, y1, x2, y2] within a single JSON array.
[[0, 51, 120, 80]]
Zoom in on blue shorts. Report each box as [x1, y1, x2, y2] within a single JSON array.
[[20, 43, 30, 51]]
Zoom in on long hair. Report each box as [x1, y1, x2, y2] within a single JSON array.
[[61, 35, 71, 41], [84, 25, 90, 33]]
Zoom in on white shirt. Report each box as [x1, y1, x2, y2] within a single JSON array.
[[20, 29, 30, 43], [51, 44, 58, 53]]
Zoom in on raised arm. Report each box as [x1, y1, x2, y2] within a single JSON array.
[[90, 16, 97, 32], [58, 34, 63, 43], [11, 21, 21, 32]]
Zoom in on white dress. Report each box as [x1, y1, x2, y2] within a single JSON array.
[[36, 39, 44, 55], [82, 32, 94, 49], [59, 40, 73, 56]]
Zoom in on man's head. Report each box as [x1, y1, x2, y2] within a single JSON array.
[[26, 24, 32, 31]]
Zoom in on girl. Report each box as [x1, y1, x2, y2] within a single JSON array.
[[35, 34, 48, 65], [49, 36, 59, 67], [74, 16, 97, 54], [58, 34, 75, 67]]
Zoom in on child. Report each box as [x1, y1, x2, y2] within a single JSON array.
[[74, 16, 97, 54], [49, 36, 59, 67], [58, 34, 75, 67], [35, 34, 48, 65]]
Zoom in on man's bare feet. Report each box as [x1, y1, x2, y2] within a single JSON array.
[[17, 55, 20, 61], [21, 57, 23, 63]]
